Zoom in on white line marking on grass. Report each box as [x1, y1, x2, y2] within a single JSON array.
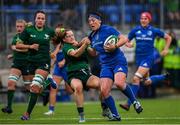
[[1, 117, 180, 121]]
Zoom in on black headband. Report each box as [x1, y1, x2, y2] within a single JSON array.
[[89, 14, 101, 21]]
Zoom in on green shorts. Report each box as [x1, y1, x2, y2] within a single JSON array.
[[28, 60, 51, 74], [11, 60, 32, 75], [67, 68, 92, 90]]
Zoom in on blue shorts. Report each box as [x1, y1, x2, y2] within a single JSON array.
[[53, 65, 67, 82], [136, 55, 154, 69], [100, 63, 128, 80]]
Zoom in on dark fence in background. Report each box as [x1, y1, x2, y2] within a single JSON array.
[[0, 0, 180, 51]]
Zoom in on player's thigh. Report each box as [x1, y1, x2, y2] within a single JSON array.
[[22, 75, 34, 90], [9, 68, 22, 76], [35, 69, 49, 79], [70, 78, 83, 92], [132, 66, 149, 83], [86, 75, 100, 89], [22, 75, 34, 82], [65, 82, 74, 94], [136, 66, 149, 77], [114, 71, 126, 88], [53, 75, 64, 85]]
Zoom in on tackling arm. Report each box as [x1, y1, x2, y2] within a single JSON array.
[[68, 38, 89, 57]]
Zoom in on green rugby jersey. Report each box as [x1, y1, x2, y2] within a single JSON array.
[[19, 25, 55, 62], [63, 43, 89, 72], [12, 34, 28, 61]]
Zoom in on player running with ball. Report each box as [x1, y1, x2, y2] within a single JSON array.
[[86, 12, 143, 121]]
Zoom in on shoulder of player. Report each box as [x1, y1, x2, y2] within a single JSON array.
[[62, 43, 75, 54], [25, 25, 34, 30], [22, 25, 35, 33], [128, 26, 140, 34], [133, 25, 142, 30], [150, 26, 161, 31]]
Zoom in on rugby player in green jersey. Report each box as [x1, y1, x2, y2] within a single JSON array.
[[15, 10, 56, 120], [60, 29, 112, 123], [44, 25, 69, 115], [1, 19, 34, 114]]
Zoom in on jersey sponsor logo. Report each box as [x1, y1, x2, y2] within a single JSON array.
[[44, 34, 50, 39], [147, 31, 152, 36], [143, 63, 148, 67], [30, 34, 36, 38], [142, 34, 146, 38], [136, 37, 153, 41]]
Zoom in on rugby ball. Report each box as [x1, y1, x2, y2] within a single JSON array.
[[104, 35, 118, 46]]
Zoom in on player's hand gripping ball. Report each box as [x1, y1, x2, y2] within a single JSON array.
[[104, 35, 118, 52]]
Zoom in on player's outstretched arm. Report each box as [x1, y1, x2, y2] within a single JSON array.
[[116, 34, 128, 48], [161, 33, 172, 56], [125, 39, 134, 48]]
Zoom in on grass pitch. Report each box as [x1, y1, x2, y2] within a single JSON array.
[[0, 98, 180, 124]]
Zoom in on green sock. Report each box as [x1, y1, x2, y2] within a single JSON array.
[[27, 92, 39, 115], [43, 79, 50, 89], [7, 90, 15, 109]]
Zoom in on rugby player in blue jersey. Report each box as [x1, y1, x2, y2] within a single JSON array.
[[86, 12, 143, 121], [119, 12, 172, 111]]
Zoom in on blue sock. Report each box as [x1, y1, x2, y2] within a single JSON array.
[[127, 84, 139, 106], [104, 96, 119, 117], [122, 85, 136, 106], [150, 75, 166, 86], [49, 105, 54, 111]]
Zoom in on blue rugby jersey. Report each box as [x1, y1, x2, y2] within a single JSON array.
[[128, 25, 165, 56], [88, 24, 127, 66], [55, 49, 66, 69]]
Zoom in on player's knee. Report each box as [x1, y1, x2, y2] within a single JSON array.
[[30, 84, 42, 93], [24, 80, 32, 91], [65, 84, 74, 95], [74, 85, 83, 94], [114, 82, 124, 90], [8, 74, 20, 89], [133, 77, 139, 83], [144, 79, 151, 86], [24, 80, 31, 85], [133, 72, 143, 83], [100, 87, 109, 98], [30, 74, 45, 93]]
